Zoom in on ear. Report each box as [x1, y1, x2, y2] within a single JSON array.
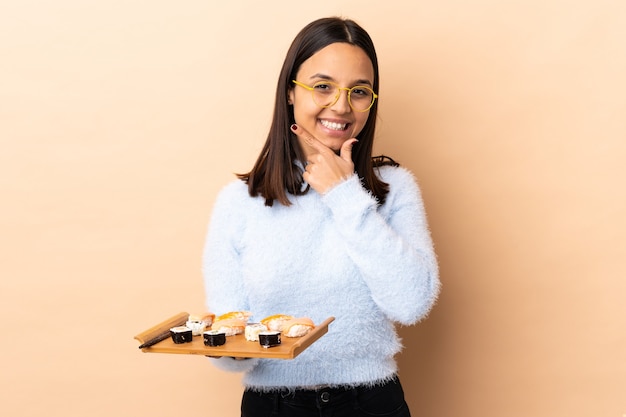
[[287, 88, 295, 105]]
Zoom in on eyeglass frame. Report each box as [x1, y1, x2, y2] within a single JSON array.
[[291, 80, 378, 112]]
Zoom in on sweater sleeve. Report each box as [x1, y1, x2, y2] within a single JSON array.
[[202, 183, 249, 314], [202, 182, 259, 373], [321, 167, 440, 325]]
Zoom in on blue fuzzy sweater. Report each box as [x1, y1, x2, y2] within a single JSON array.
[[202, 165, 439, 390]]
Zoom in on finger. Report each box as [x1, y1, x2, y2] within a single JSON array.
[[339, 138, 358, 163], [290, 124, 331, 154]]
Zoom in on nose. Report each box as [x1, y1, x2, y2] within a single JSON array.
[[330, 88, 352, 113]]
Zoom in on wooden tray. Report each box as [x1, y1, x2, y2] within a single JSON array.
[[134, 312, 334, 360]]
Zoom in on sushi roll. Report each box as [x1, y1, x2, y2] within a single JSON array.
[[185, 318, 206, 336], [244, 323, 268, 342], [203, 330, 226, 346], [170, 326, 193, 343]]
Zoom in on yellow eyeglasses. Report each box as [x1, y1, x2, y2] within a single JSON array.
[[292, 80, 378, 112]]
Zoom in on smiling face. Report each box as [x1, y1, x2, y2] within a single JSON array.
[[289, 42, 375, 153]]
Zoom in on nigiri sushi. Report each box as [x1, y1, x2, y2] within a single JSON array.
[[211, 318, 246, 336], [281, 317, 315, 338], [261, 314, 294, 332], [216, 311, 252, 321]]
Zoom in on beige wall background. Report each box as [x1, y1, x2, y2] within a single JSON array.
[[1, 1, 624, 416]]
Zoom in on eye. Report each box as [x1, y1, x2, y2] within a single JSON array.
[[314, 83, 333, 91], [351, 87, 373, 98]]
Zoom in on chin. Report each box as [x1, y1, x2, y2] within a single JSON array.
[[321, 139, 348, 153]]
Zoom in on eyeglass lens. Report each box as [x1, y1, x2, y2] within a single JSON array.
[[312, 82, 375, 111]]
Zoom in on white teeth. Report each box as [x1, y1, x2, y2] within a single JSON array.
[[320, 120, 347, 131]]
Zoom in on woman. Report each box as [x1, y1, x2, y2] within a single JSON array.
[[203, 17, 440, 417]]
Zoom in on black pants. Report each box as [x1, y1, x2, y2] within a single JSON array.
[[241, 376, 411, 417]]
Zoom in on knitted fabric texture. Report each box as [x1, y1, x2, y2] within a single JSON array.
[[202, 165, 440, 389]]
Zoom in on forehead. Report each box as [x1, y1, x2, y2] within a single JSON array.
[[296, 42, 374, 83]]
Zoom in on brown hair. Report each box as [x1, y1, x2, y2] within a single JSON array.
[[238, 17, 395, 206]]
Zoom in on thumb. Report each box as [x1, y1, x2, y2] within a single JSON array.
[[340, 138, 358, 163]]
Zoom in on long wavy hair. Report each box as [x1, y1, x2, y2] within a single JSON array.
[[238, 17, 396, 206]]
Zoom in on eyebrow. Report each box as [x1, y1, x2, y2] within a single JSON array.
[[309, 73, 373, 87]]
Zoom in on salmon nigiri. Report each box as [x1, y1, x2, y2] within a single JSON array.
[[281, 317, 315, 337], [261, 314, 294, 332], [216, 311, 252, 321], [211, 318, 246, 336]]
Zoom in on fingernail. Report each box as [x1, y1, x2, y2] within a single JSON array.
[[290, 124, 298, 131]]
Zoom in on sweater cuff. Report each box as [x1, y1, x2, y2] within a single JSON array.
[[322, 174, 376, 217]]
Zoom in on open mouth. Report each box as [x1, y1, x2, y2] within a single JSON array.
[[320, 119, 350, 131]]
